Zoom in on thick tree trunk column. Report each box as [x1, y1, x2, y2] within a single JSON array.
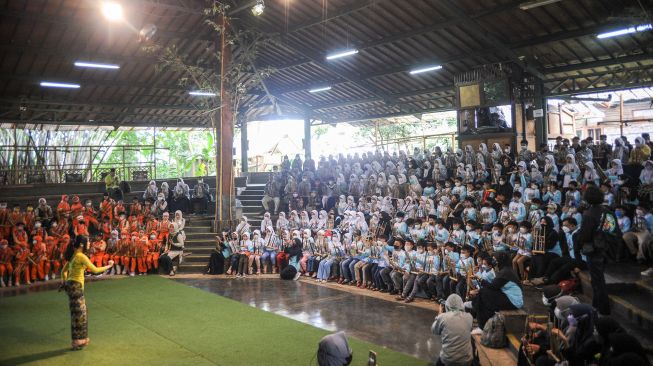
[[241, 121, 248, 173], [304, 117, 311, 160], [215, 12, 234, 231]]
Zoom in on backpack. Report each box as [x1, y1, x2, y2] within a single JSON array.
[[582, 209, 620, 255], [480, 312, 507, 348], [120, 180, 131, 194]]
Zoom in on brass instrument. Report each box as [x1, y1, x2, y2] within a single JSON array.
[[532, 227, 546, 254]]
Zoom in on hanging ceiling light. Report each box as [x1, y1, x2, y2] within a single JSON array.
[[251, 0, 265, 16], [596, 24, 652, 39], [309, 86, 332, 93], [40, 81, 81, 89], [519, 0, 564, 10], [326, 49, 359, 60], [189, 91, 217, 97], [102, 1, 124, 22], [74, 61, 120, 69], [409, 65, 443, 75]]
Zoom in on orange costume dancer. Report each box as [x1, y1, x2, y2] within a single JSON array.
[[145, 216, 159, 235], [70, 196, 84, 219], [57, 195, 71, 219], [105, 230, 120, 275], [8, 205, 24, 233], [128, 215, 139, 233], [83, 201, 100, 230], [45, 236, 61, 280], [30, 238, 49, 281], [90, 237, 108, 268], [136, 232, 149, 275], [13, 223, 29, 249], [24, 205, 35, 232], [59, 234, 72, 268], [49, 219, 69, 242], [31, 222, 48, 243], [99, 194, 114, 223], [116, 232, 130, 275], [0, 239, 14, 287], [146, 231, 160, 270], [0, 202, 10, 239], [158, 212, 172, 242], [99, 218, 112, 240], [73, 216, 89, 237], [113, 201, 126, 221], [126, 232, 139, 276], [130, 198, 143, 224], [13, 245, 31, 286], [117, 214, 129, 234]]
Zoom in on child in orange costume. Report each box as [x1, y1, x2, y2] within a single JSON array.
[[146, 231, 160, 270], [113, 200, 126, 220], [0, 239, 14, 287], [117, 214, 129, 233], [99, 217, 112, 240], [8, 205, 24, 232], [128, 215, 139, 233], [59, 234, 72, 269], [45, 236, 61, 280], [145, 215, 159, 235], [116, 232, 130, 275], [158, 212, 172, 242], [70, 196, 83, 219], [0, 202, 10, 239], [12, 223, 29, 249], [136, 232, 149, 275], [99, 193, 113, 223], [126, 232, 139, 276], [130, 198, 143, 225], [106, 230, 120, 275], [83, 200, 99, 230], [13, 245, 31, 286], [49, 218, 68, 242], [90, 235, 108, 268], [31, 221, 48, 243], [30, 238, 49, 281], [57, 195, 70, 219], [24, 204, 35, 232], [73, 216, 89, 237]]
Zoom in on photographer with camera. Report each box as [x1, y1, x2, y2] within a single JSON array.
[[431, 294, 474, 366]]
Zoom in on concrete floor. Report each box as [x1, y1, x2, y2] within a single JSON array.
[[176, 277, 441, 362]]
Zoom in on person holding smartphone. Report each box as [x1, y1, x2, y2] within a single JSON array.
[[431, 294, 474, 366]]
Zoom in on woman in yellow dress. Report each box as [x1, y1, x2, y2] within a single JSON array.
[[60, 235, 114, 350]]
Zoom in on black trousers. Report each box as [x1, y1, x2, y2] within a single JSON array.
[[588, 253, 610, 315], [472, 287, 517, 329], [206, 252, 225, 275], [531, 252, 559, 279]]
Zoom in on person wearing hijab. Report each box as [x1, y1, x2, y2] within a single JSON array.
[[171, 178, 190, 213], [526, 216, 561, 285], [560, 304, 599, 365], [561, 154, 580, 188], [470, 252, 523, 330], [630, 137, 651, 165], [143, 180, 158, 202], [431, 294, 474, 366]]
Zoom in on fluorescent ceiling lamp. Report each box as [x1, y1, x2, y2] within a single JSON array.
[[189, 91, 217, 96], [309, 86, 332, 93], [74, 61, 120, 69], [519, 0, 563, 10], [40, 81, 81, 89], [326, 49, 358, 60], [597, 24, 653, 39], [102, 1, 124, 22], [409, 65, 443, 75]]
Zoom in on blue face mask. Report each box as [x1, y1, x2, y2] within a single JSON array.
[[615, 211, 623, 218]]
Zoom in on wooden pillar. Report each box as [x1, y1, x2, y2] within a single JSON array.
[[303, 116, 311, 159], [534, 78, 547, 146], [241, 120, 248, 173], [216, 12, 234, 230]]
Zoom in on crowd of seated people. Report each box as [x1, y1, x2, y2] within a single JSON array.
[[207, 134, 653, 330], [0, 178, 211, 286]]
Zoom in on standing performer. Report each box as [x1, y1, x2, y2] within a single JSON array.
[[60, 236, 114, 350]]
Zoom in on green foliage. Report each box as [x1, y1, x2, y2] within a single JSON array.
[[354, 114, 457, 151]]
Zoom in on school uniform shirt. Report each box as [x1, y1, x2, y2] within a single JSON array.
[[425, 253, 441, 274], [413, 251, 427, 271], [476, 268, 496, 284], [516, 232, 533, 256], [565, 228, 586, 262], [451, 185, 467, 200], [565, 190, 581, 207], [480, 207, 497, 225], [462, 207, 477, 222], [547, 213, 560, 232], [617, 215, 631, 233], [508, 201, 526, 222], [560, 211, 583, 227], [543, 190, 562, 205], [456, 256, 474, 276], [492, 231, 509, 252], [451, 229, 465, 246], [435, 227, 450, 243], [442, 251, 460, 272], [403, 250, 416, 272]]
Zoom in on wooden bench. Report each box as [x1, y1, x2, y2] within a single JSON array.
[[472, 334, 517, 366], [498, 309, 528, 338]]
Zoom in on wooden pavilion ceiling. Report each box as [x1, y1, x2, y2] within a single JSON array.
[[0, 0, 651, 129]]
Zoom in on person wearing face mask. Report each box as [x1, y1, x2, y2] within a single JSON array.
[[448, 245, 474, 299], [526, 216, 561, 286], [640, 160, 653, 202], [623, 205, 653, 275], [509, 192, 526, 222], [431, 294, 474, 366], [470, 252, 523, 332], [495, 175, 513, 201], [542, 182, 562, 206], [511, 222, 533, 281]]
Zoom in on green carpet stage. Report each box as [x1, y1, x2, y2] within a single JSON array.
[[0, 276, 425, 366]]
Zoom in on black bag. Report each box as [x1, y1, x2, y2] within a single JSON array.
[[120, 180, 131, 193], [582, 210, 620, 256]]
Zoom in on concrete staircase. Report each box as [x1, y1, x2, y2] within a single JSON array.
[[237, 172, 270, 231], [177, 215, 215, 273]]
